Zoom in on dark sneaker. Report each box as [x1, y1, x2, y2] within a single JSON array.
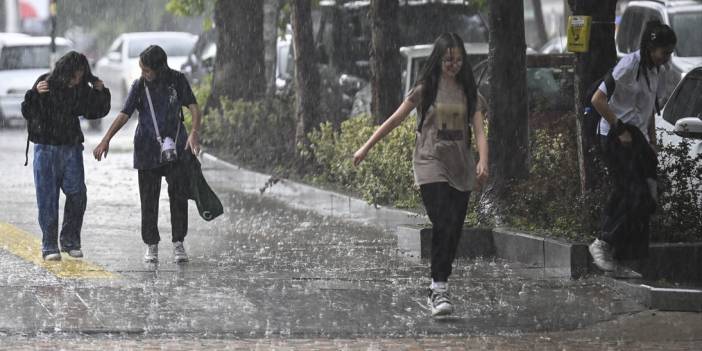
[[589, 239, 615, 271], [173, 241, 189, 263], [428, 288, 453, 317], [43, 253, 61, 261], [144, 244, 158, 263]]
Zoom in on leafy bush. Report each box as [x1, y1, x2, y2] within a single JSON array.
[[307, 114, 421, 208], [500, 115, 598, 242], [184, 74, 212, 132], [652, 132, 702, 242], [199, 95, 296, 173]]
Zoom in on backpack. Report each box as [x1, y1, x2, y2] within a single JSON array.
[[583, 68, 616, 139]]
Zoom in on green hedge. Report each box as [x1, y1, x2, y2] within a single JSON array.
[[307, 114, 421, 208]]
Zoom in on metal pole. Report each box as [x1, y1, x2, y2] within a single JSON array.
[[49, 0, 57, 68]]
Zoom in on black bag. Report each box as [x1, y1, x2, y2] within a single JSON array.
[[21, 87, 46, 166], [583, 68, 616, 139]]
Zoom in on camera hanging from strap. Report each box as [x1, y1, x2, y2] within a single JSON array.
[[144, 81, 180, 163]]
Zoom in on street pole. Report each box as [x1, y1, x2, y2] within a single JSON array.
[[49, 0, 57, 68]]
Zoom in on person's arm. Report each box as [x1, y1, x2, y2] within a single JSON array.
[[592, 89, 631, 143], [472, 109, 488, 184], [93, 113, 129, 161], [353, 96, 418, 166], [648, 112, 657, 148], [82, 79, 111, 119], [185, 103, 202, 155]]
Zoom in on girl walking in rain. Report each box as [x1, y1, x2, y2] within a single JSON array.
[[353, 32, 488, 316], [21, 51, 111, 261], [93, 45, 202, 264], [589, 20, 677, 277]]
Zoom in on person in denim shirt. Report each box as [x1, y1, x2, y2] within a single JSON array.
[[21, 51, 111, 260], [93, 45, 202, 263]]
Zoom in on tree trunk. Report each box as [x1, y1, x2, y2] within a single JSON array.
[[369, 0, 401, 124], [291, 0, 321, 151], [481, 0, 529, 223], [206, 0, 264, 111], [263, 0, 281, 96], [570, 0, 618, 192]]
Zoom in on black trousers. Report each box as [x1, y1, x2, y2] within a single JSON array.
[[138, 163, 188, 245], [420, 182, 470, 282]]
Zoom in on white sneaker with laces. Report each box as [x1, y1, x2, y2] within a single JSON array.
[[66, 249, 83, 258], [589, 239, 615, 271], [43, 253, 61, 261], [608, 264, 643, 279], [428, 288, 453, 317], [144, 244, 158, 263], [173, 241, 189, 263]]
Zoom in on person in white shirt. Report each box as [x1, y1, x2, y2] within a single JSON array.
[[588, 20, 677, 277]]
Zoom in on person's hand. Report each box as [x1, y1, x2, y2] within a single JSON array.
[[353, 146, 369, 167], [93, 141, 110, 161], [476, 159, 489, 186], [618, 130, 632, 144], [185, 131, 200, 155], [36, 81, 49, 94], [92, 79, 104, 91]]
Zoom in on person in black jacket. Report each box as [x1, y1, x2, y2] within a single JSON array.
[[21, 51, 111, 261]]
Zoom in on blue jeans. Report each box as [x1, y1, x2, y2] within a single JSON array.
[[33, 144, 87, 257]]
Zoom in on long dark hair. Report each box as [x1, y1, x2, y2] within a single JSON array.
[[415, 32, 477, 132], [47, 51, 96, 89], [140, 45, 171, 79], [637, 20, 676, 90]]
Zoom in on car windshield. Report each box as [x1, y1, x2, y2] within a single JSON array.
[[127, 36, 196, 58], [664, 72, 702, 125], [0, 45, 70, 70], [670, 12, 702, 57]]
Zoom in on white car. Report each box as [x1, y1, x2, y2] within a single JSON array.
[[0, 35, 72, 127], [656, 66, 702, 158], [93, 32, 197, 104]]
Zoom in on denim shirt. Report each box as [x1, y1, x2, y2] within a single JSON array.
[[121, 71, 196, 170]]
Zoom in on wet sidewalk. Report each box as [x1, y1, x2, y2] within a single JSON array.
[[1, 124, 701, 349]]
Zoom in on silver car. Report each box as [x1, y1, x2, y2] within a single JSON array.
[[0, 35, 72, 127], [93, 31, 197, 105]]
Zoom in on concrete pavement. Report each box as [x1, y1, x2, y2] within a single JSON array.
[[0, 121, 700, 349]]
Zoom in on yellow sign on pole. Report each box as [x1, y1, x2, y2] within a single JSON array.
[[567, 15, 592, 53]]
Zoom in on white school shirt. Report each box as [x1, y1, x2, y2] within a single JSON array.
[[598, 50, 669, 141]]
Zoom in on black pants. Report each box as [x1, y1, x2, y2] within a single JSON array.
[[420, 182, 470, 282], [138, 163, 188, 245]]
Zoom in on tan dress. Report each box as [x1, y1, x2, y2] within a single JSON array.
[[411, 83, 484, 192]]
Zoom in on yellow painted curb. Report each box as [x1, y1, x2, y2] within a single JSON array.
[[0, 222, 117, 279]]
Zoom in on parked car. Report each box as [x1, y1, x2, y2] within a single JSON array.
[[616, 0, 702, 94], [93, 31, 197, 104], [181, 28, 217, 86], [656, 66, 702, 159], [181, 27, 293, 93], [383, 42, 574, 128], [540, 35, 568, 54], [0, 35, 72, 127]]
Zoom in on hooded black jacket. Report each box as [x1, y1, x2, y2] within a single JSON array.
[[21, 73, 111, 145]]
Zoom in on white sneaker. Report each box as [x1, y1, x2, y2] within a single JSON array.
[[609, 264, 643, 279], [589, 239, 615, 271], [173, 241, 189, 263], [43, 253, 61, 261], [144, 244, 158, 263], [66, 249, 83, 258], [428, 288, 453, 317]]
